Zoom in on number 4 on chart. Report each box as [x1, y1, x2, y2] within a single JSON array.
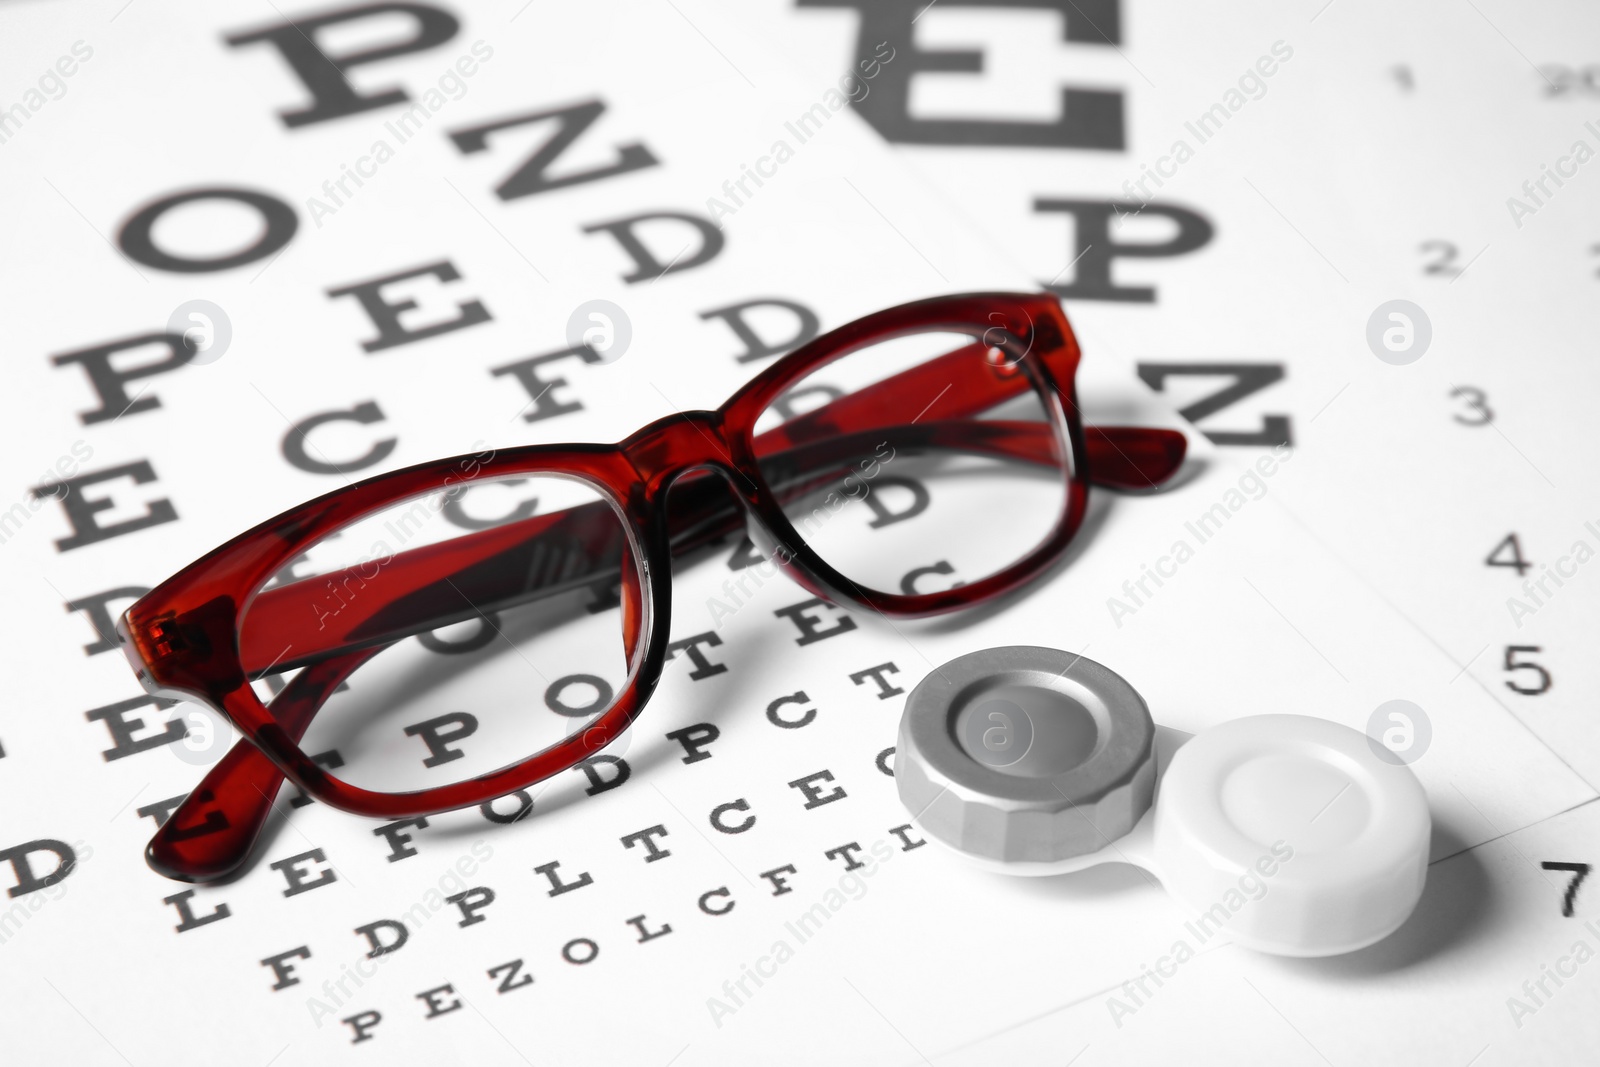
[[1486, 533, 1531, 576]]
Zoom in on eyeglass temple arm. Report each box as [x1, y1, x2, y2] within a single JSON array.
[[756, 340, 1184, 492], [146, 646, 380, 881], [237, 413, 1182, 677]]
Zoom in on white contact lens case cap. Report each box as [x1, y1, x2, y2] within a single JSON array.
[[1153, 714, 1431, 957], [896, 649, 1432, 957]]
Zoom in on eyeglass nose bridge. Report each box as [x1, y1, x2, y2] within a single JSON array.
[[618, 408, 814, 589], [620, 408, 744, 490]]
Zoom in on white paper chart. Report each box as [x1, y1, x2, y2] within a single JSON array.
[[0, 2, 1595, 1065]]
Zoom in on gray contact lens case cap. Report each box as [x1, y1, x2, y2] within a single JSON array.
[[895, 646, 1157, 864]]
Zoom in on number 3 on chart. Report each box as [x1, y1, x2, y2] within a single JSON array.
[[1451, 386, 1493, 426]]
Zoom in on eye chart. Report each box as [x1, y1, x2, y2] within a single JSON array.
[[0, 3, 1595, 1066]]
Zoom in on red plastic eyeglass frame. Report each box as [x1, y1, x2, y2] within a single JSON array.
[[117, 291, 1187, 882]]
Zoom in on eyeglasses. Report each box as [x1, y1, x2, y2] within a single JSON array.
[[117, 292, 1186, 882]]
